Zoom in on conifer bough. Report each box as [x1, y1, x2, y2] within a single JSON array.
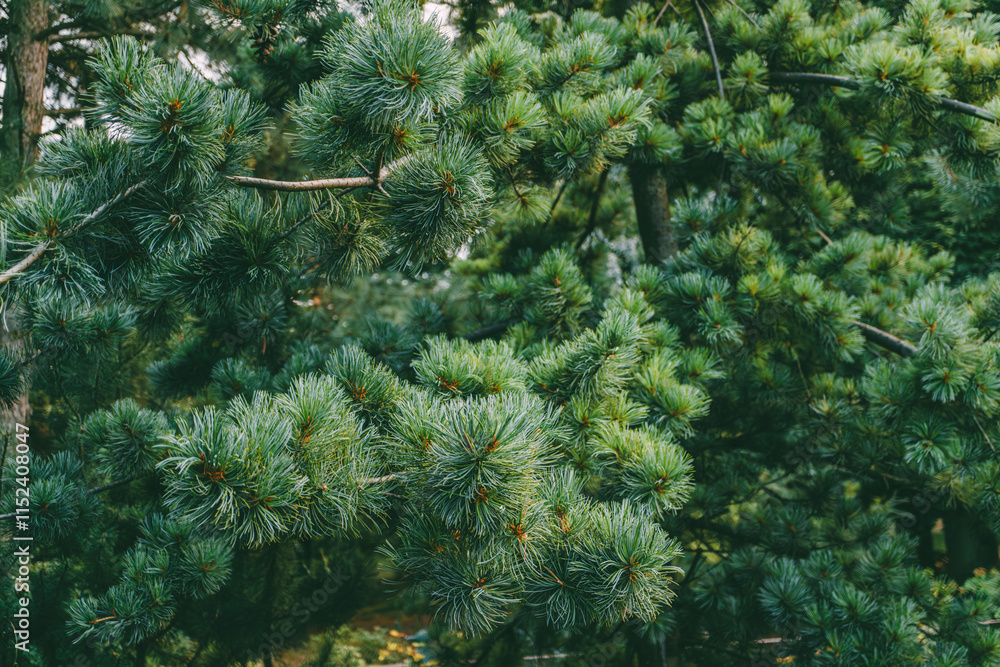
[[225, 158, 406, 192], [0, 0, 689, 652], [768, 71, 995, 123], [0, 179, 147, 285]]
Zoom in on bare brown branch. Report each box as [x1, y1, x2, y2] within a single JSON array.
[[227, 158, 408, 192], [48, 28, 155, 44], [852, 321, 918, 358]]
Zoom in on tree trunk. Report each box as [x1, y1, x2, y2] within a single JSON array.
[[943, 508, 999, 582], [628, 163, 676, 265], [1, 0, 50, 182], [627, 628, 666, 667], [915, 512, 937, 570], [665, 629, 681, 667], [454, 0, 498, 49], [0, 0, 47, 441]]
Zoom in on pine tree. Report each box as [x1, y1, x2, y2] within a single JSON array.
[[5, 0, 1000, 663], [0, 1, 682, 663], [447, 0, 1000, 662]]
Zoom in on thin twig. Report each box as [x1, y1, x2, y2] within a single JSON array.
[[227, 158, 407, 193], [652, 0, 682, 26], [0, 242, 52, 285], [44, 107, 84, 118], [506, 166, 526, 201], [180, 49, 212, 82], [576, 168, 610, 249], [793, 353, 812, 402], [727, 0, 760, 30], [851, 320, 918, 357], [35, 19, 83, 41], [359, 474, 397, 487], [88, 477, 138, 495], [769, 72, 995, 122], [695, 0, 725, 100], [769, 71, 862, 90], [352, 155, 373, 176], [15, 349, 45, 371], [973, 414, 995, 452], [465, 319, 516, 342], [226, 174, 381, 192], [726, 0, 760, 28], [271, 186, 361, 245], [48, 28, 154, 43], [774, 190, 831, 246], [544, 179, 571, 227]]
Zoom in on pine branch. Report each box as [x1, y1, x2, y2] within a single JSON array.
[[769, 72, 862, 90], [227, 158, 408, 192], [44, 107, 84, 117], [938, 97, 994, 122], [15, 348, 45, 371], [505, 166, 526, 201], [652, 0, 681, 26], [34, 19, 83, 41], [270, 184, 364, 246], [695, 0, 725, 100], [0, 180, 147, 285], [0, 241, 52, 286], [48, 29, 155, 43], [543, 179, 571, 227], [359, 474, 396, 487], [746, 626, 1000, 646], [180, 48, 212, 82], [89, 477, 138, 495], [0, 476, 136, 521], [851, 320, 917, 357], [461, 317, 916, 358], [576, 168, 610, 249], [725, 0, 760, 28], [465, 319, 516, 342], [371, 147, 387, 197], [769, 72, 994, 122], [227, 174, 382, 191]]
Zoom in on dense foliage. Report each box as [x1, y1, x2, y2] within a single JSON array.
[[4, 0, 1000, 663]]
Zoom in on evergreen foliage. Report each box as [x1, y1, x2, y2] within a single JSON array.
[[6, 0, 1000, 663]]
